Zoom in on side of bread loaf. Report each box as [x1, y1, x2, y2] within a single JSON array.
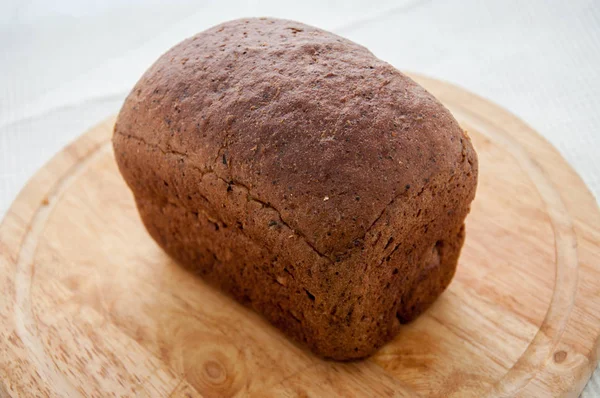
[[113, 18, 478, 360]]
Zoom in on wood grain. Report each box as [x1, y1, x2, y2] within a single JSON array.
[[1, 75, 599, 397]]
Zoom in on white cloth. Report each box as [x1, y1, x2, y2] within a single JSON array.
[[1, 0, 599, 395]]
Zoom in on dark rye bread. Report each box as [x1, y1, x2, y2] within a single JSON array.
[[113, 17, 478, 360]]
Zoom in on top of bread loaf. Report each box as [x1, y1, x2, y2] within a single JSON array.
[[115, 17, 471, 260]]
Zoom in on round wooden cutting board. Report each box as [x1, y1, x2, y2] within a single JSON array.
[[1, 75, 599, 398]]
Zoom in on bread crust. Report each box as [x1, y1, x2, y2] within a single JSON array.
[[113, 17, 478, 360]]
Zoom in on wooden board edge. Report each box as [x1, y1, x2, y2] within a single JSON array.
[[0, 117, 115, 397]]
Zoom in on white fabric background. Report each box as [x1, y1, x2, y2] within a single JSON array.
[[1, 0, 599, 395]]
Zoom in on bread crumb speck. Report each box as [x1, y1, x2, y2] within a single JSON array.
[[323, 196, 329, 201], [276, 276, 287, 286]]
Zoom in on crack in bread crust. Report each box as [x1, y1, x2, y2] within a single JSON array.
[[114, 130, 475, 265]]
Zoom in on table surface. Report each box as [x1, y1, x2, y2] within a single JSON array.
[[1, 0, 599, 396]]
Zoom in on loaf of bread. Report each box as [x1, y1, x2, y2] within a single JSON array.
[[113, 18, 478, 360]]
